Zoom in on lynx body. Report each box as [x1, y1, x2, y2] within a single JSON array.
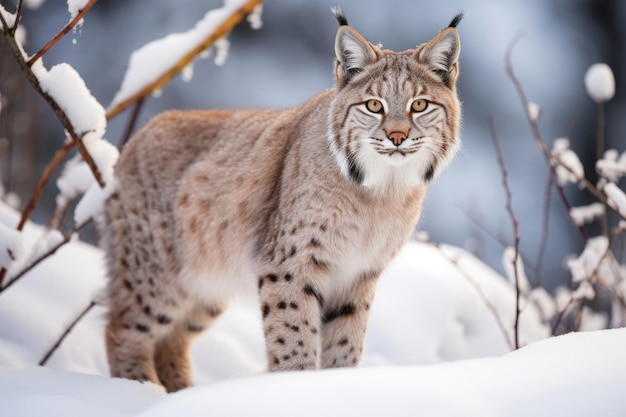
[[101, 9, 463, 392]]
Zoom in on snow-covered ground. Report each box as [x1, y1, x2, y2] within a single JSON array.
[[1, 201, 625, 416]]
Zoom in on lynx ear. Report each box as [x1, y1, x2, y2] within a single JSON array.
[[334, 26, 379, 88], [416, 15, 462, 87]]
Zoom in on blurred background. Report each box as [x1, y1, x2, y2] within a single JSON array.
[[1, 0, 625, 291]]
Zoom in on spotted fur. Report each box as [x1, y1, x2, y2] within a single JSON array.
[[100, 10, 462, 392]]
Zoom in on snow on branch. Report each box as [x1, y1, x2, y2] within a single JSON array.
[[107, 0, 264, 119]]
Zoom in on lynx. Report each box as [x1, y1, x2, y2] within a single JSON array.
[[101, 8, 463, 392]]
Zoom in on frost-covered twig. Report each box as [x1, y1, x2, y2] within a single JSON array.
[[0, 21, 105, 188], [488, 117, 522, 349], [27, 0, 99, 67], [0, 220, 90, 294], [505, 41, 625, 223], [106, 0, 264, 119], [39, 300, 96, 366]]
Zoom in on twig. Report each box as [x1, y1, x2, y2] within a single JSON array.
[[39, 300, 96, 366], [426, 240, 514, 350], [12, 0, 24, 35], [119, 97, 144, 149], [0, 220, 90, 294], [27, 0, 99, 67], [533, 173, 552, 287], [105, 0, 264, 119], [488, 117, 522, 349], [504, 39, 625, 223]]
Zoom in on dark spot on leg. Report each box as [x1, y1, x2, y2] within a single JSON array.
[[303, 284, 324, 307], [135, 323, 150, 332], [352, 357, 358, 365], [322, 303, 356, 325], [284, 273, 293, 282], [123, 280, 133, 290], [263, 303, 270, 319], [283, 354, 291, 360], [298, 340, 304, 347], [309, 238, 321, 247], [338, 337, 348, 346], [311, 255, 329, 270], [187, 324, 204, 332], [274, 356, 280, 365], [143, 305, 152, 315], [267, 274, 279, 283], [206, 306, 221, 317], [276, 337, 285, 345], [277, 301, 287, 309], [288, 246, 296, 258], [121, 259, 130, 269], [290, 302, 298, 309], [258, 277, 264, 289], [157, 314, 172, 324], [135, 294, 143, 305]]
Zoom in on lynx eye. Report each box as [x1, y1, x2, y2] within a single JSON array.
[[365, 99, 384, 113], [411, 99, 428, 113]]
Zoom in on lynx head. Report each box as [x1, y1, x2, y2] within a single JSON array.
[[328, 7, 463, 189]]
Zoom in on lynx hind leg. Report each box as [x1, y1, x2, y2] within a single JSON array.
[[320, 273, 378, 368], [153, 303, 225, 393], [102, 192, 186, 388]]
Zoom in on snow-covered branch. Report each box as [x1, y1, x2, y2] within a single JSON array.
[[106, 0, 264, 119]]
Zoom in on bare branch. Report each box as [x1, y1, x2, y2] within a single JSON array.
[[27, 0, 99, 67], [504, 39, 625, 223], [12, 0, 24, 35], [488, 117, 522, 349], [119, 97, 144, 149], [39, 300, 96, 366], [105, 0, 264, 119]]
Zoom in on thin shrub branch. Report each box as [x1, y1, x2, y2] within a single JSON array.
[[27, 0, 99, 67], [39, 300, 96, 366], [488, 117, 522, 349]]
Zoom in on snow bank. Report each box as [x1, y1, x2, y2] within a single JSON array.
[[2, 201, 623, 416]]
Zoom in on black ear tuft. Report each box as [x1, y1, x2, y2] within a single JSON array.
[[331, 6, 348, 26], [448, 11, 465, 28]]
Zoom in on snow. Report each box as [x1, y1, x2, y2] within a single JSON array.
[[604, 182, 626, 218], [570, 202, 605, 226], [0, 221, 21, 269], [551, 137, 584, 186], [596, 149, 626, 182], [110, 0, 255, 108], [584, 63, 615, 103], [566, 235, 609, 284], [526, 101, 540, 122], [0, 200, 625, 415], [0, 3, 16, 28], [247, 3, 263, 30], [35, 63, 106, 137], [67, 0, 90, 20]]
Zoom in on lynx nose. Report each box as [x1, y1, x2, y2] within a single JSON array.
[[388, 131, 407, 146]]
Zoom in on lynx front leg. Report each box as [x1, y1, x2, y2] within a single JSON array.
[[321, 273, 378, 368], [258, 270, 325, 371]]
